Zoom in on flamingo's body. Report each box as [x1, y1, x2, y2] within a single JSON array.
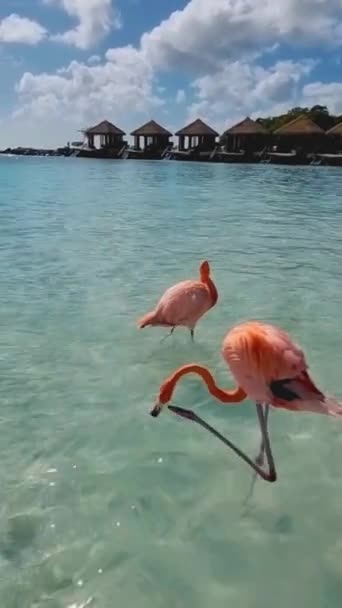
[[137, 261, 218, 339], [150, 320, 342, 482], [222, 321, 342, 417]]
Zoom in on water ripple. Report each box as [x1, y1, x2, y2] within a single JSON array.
[[1, 157, 342, 607]]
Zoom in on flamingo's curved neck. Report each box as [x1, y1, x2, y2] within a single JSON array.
[[166, 364, 246, 403], [201, 275, 218, 306]]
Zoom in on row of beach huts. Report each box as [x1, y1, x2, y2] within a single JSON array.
[[70, 114, 342, 166]]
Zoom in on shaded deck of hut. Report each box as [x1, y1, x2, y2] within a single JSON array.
[[326, 122, 342, 152], [85, 120, 126, 149], [272, 115, 326, 159], [175, 119, 218, 155], [129, 120, 172, 158], [326, 122, 342, 137], [221, 117, 269, 160]]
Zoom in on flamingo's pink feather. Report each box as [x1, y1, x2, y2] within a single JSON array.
[[138, 280, 213, 330], [137, 310, 161, 328], [222, 321, 342, 416]]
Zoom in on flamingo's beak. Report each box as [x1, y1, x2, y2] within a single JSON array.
[[150, 401, 162, 417]]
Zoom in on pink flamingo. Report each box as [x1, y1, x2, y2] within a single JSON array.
[[150, 320, 342, 482], [137, 260, 218, 340]]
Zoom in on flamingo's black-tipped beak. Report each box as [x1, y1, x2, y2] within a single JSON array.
[[168, 405, 197, 421], [150, 402, 162, 417]]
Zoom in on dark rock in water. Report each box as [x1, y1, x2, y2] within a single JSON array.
[[0, 513, 41, 560], [8, 513, 38, 547], [274, 514, 293, 534]]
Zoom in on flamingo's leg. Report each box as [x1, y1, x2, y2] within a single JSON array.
[[190, 328, 195, 341], [160, 326, 175, 342], [167, 402, 277, 482], [243, 405, 271, 504], [255, 404, 270, 466], [252, 403, 275, 481]]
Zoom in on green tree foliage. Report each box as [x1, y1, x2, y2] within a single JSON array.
[[256, 105, 340, 132]]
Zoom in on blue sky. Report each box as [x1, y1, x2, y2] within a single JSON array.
[[0, 0, 342, 147]]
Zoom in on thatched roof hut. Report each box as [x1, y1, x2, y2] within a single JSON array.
[[131, 120, 172, 138], [175, 119, 218, 151], [274, 115, 324, 136], [130, 120, 171, 149], [175, 118, 218, 137], [84, 120, 125, 148], [273, 115, 325, 153], [325, 122, 342, 152], [85, 120, 125, 136], [130, 120, 172, 152], [223, 117, 268, 136], [222, 117, 269, 152], [326, 122, 342, 136]]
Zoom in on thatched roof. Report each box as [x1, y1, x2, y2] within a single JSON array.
[[274, 115, 324, 135], [326, 122, 342, 136], [85, 120, 125, 135], [223, 116, 268, 136], [175, 118, 218, 137], [131, 120, 172, 136]]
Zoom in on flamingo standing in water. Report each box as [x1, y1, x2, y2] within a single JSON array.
[[137, 260, 218, 340], [150, 320, 342, 482]]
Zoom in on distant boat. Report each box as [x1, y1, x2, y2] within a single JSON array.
[[316, 153, 342, 167], [218, 150, 247, 163], [267, 150, 306, 165]]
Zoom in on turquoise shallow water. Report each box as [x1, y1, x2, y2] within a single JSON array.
[[1, 156, 342, 607]]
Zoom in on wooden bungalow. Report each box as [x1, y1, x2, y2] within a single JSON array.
[[326, 122, 342, 152], [172, 119, 218, 160], [326, 122, 342, 138], [221, 117, 269, 162], [128, 120, 172, 159], [79, 120, 127, 158], [269, 115, 325, 163], [315, 122, 342, 166]]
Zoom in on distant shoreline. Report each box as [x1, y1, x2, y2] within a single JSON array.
[[1, 145, 342, 167], [0, 147, 72, 158]]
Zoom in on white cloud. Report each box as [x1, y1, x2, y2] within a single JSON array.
[[176, 89, 186, 104], [14, 45, 163, 130], [302, 82, 342, 115], [186, 59, 316, 130], [87, 54, 101, 65], [46, 0, 120, 49], [141, 0, 342, 72], [0, 14, 47, 45]]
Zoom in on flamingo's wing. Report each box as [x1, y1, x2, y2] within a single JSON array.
[[156, 280, 211, 326], [224, 321, 342, 416], [222, 321, 308, 403]]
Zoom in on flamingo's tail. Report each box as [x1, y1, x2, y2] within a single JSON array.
[[287, 394, 342, 417], [300, 371, 342, 417], [321, 395, 342, 417], [274, 372, 342, 417], [137, 309, 159, 328]]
